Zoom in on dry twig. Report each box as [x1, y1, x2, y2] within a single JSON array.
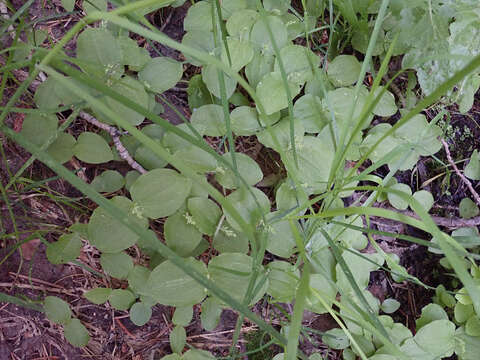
[[441, 138, 480, 206]]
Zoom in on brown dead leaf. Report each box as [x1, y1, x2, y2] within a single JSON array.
[[20, 238, 42, 261]]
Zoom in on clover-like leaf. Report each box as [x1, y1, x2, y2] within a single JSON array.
[[274, 45, 320, 86], [202, 64, 237, 99], [265, 211, 297, 258], [173, 306, 193, 327], [221, 38, 254, 72], [226, 9, 258, 38], [381, 298, 401, 314], [183, 1, 213, 32], [322, 328, 350, 350], [191, 104, 226, 137], [170, 325, 186, 354], [388, 183, 412, 210], [293, 94, 329, 133], [76, 27, 123, 79], [372, 87, 398, 117], [412, 190, 434, 212], [266, 261, 299, 302], [250, 16, 288, 55]]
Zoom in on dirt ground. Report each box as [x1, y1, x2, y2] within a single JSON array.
[[1, 1, 480, 359]]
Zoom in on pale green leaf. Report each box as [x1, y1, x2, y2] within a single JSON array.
[[74, 132, 113, 164], [256, 72, 300, 115], [64, 318, 90, 347], [465, 150, 480, 180], [130, 169, 192, 219], [44, 296, 72, 325], [322, 328, 350, 350], [46, 233, 82, 265], [20, 114, 57, 148], [164, 210, 203, 257], [88, 196, 148, 253], [100, 252, 133, 279], [187, 197, 222, 236], [327, 55, 362, 87], [130, 302, 152, 326], [208, 253, 268, 305], [381, 298, 401, 314], [200, 297, 222, 331], [223, 186, 270, 231], [459, 198, 479, 219], [202, 64, 237, 99], [145, 258, 208, 307], [191, 104, 226, 137], [139, 57, 183, 94], [170, 325, 186, 353], [46, 132, 76, 164], [387, 183, 412, 210], [215, 152, 263, 189], [109, 289, 136, 310], [173, 306, 193, 327], [91, 170, 125, 193], [84, 288, 112, 305]]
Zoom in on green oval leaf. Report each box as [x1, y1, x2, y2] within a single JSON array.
[[88, 196, 148, 253], [170, 325, 186, 354], [130, 302, 152, 326], [46, 233, 82, 265], [44, 296, 72, 325], [130, 169, 192, 219], [139, 57, 183, 94], [100, 252, 134, 279], [187, 197, 222, 236], [84, 287, 112, 305], [215, 153, 263, 189], [108, 289, 136, 310], [74, 132, 113, 164], [91, 170, 125, 193], [145, 258, 207, 307], [327, 55, 362, 87], [64, 318, 90, 347]]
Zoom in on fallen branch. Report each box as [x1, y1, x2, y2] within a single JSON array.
[[441, 138, 480, 207], [78, 112, 147, 174]]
